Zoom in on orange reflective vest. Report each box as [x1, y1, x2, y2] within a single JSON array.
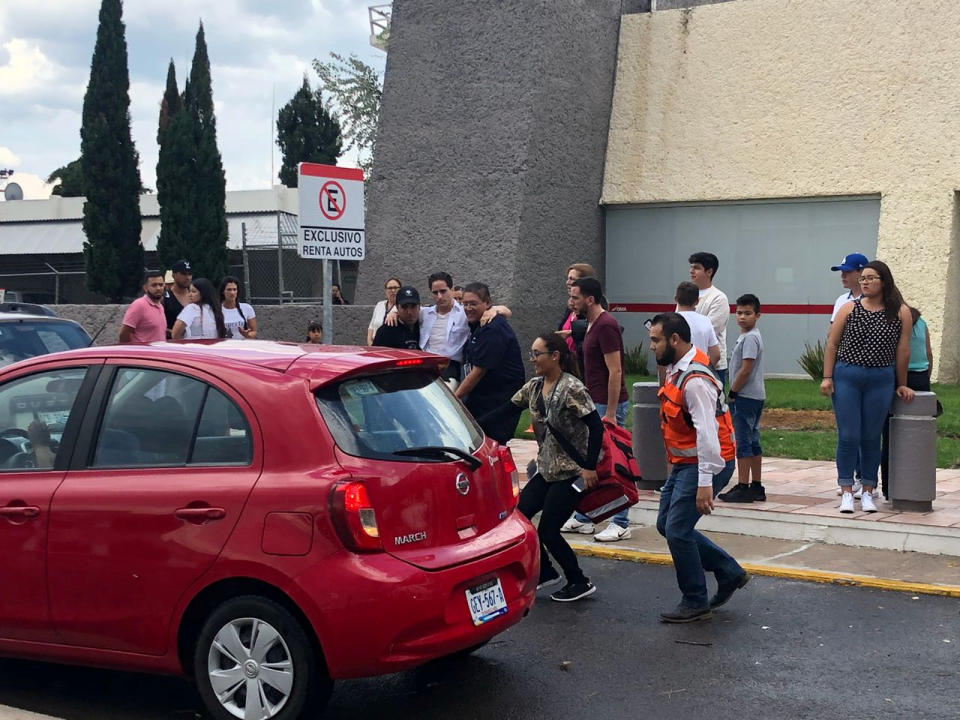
[[658, 348, 737, 465]]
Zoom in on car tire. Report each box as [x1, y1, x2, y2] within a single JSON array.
[[193, 595, 332, 720]]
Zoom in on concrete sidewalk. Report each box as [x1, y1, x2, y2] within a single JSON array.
[[507, 439, 960, 557]]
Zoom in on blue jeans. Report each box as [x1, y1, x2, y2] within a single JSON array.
[[715, 368, 728, 388], [730, 397, 763, 458], [575, 400, 630, 528], [832, 362, 894, 489], [656, 459, 741, 609]]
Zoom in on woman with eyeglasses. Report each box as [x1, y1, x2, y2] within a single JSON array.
[[367, 277, 402, 345], [491, 332, 602, 603], [821, 260, 914, 514]]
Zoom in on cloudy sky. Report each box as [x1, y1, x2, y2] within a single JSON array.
[[0, 0, 386, 199]]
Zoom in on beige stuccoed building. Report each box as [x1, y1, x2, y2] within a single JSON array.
[[602, 0, 960, 380]]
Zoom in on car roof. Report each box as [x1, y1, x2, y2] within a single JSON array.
[[30, 339, 446, 380], [0, 312, 72, 321]]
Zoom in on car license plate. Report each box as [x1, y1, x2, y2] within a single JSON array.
[[466, 578, 508, 626]]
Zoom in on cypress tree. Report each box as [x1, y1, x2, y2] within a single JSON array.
[[157, 59, 181, 144], [276, 76, 343, 188], [184, 22, 228, 281], [156, 63, 196, 271], [80, 0, 143, 302]]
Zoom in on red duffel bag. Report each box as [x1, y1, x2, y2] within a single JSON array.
[[547, 418, 643, 523]]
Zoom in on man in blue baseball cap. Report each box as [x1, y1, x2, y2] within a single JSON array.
[[830, 253, 868, 322]]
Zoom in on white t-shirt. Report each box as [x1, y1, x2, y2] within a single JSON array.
[[177, 304, 219, 339], [427, 311, 450, 353], [695, 285, 730, 370], [679, 310, 719, 356], [368, 300, 397, 332], [831, 291, 858, 322], [223, 303, 255, 339]]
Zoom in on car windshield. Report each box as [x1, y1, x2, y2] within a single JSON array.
[[0, 320, 91, 368], [315, 371, 484, 461]]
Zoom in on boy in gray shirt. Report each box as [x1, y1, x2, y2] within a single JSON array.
[[718, 293, 766, 503]]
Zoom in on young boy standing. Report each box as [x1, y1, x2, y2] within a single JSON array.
[[718, 294, 766, 503]]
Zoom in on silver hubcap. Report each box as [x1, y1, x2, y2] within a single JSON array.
[[207, 617, 294, 720]]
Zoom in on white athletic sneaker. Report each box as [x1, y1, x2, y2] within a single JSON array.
[[860, 491, 878, 513], [838, 480, 863, 497], [839, 492, 855, 513], [594, 522, 632, 542], [560, 517, 595, 534]]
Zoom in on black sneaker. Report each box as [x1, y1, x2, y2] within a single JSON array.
[[550, 581, 597, 602], [710, 571, 751, 608], [659, 605, 712, 623], [718, 483, 753, 503], [749, 483, 766, 502], [537, 568, 563, 591]]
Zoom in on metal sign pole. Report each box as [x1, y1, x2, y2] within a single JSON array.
[[323, 259, 333, 344]]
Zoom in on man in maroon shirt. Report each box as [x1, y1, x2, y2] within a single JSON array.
[[561, 275, 631, 541]]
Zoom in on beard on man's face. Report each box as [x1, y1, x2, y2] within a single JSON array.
[[655, 343, 677, 367]]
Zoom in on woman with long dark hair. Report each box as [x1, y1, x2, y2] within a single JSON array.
[[502, 332, 601, 603], [821, 260, 914, 514], [171, 277, 228, 340], [219, 276, 257, 339]]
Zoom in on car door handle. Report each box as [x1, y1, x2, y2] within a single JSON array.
[[0, 505, 40, 519], [175, 506, 226, 523]]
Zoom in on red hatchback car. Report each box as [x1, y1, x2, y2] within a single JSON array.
[[0, 341, 538, 719]]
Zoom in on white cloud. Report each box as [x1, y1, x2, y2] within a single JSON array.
[[0, 147, 20, 166], [0, 38, 58, 94]]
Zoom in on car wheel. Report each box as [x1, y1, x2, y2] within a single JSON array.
[[193, 595, 331, 720]]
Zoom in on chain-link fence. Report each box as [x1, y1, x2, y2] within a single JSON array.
[[240, 212, 358, 304], [0, 255, 101, 304]]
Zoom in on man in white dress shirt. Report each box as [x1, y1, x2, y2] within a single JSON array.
[[420, 271, 471, 385], [688, 252, 730, 386]]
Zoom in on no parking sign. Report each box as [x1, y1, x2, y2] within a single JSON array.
[[297, 163, 365, 260]]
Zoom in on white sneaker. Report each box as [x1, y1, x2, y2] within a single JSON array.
[[839, 480, 863, 497], [860, 492, 877, 513], [560, 517, 595, 534], [839, 492, 855, 514], [594, 522, 631, 542]]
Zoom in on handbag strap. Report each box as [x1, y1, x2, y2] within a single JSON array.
[[544, 418, 589, 468]]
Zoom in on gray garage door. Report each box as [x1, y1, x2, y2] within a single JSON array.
[[605, 196, 881, 376]]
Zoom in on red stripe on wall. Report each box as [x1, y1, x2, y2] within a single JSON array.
[[609, 303, 835, 315], [298, 163, 364, 181]]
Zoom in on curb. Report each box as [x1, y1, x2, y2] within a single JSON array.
[[571, 542, 960, 599]]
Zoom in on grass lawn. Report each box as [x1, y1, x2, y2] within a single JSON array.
[[514, 374, 960, 468]]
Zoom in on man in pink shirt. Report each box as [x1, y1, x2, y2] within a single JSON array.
[[119, 271, 167, 343]]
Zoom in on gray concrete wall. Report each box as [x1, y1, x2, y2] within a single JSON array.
[[362, 0, 626, 356], [53, 305, 374, 347]]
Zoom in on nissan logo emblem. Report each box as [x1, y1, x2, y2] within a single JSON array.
[[455, 472, 470, 496]]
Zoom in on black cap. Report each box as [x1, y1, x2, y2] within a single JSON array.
[[397, 286, 420, 306], [171, 259, 192, 274]]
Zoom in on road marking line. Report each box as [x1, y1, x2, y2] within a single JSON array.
[[764, 542, 814, 561], [570, 543, 960, 598]]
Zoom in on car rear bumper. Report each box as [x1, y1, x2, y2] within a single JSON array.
[[297, 513, 539, 679]]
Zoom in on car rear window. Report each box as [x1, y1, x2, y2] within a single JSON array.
[[315, 371, 484, 461], [0, 320, 90, 368]]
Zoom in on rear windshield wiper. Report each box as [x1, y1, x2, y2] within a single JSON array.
[[393, 446, 482, 470]]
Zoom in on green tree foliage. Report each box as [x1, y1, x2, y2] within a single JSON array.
[[313, 53, 381, 173], [80, 0, 143, 302], [155, 24, 228, 281], [46, 158, 84, 197], [184, 22, 228, 281], [276, 75, 342, 187]]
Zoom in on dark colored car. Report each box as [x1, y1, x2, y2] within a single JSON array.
[[0, 311, 91, 369]]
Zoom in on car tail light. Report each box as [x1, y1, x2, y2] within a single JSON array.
[[498, 446, 520, 510], [330, 482, 382, 552], [395, 358, 424, 366]]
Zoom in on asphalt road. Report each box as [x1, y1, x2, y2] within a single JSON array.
[[1, 556, 958, 719]]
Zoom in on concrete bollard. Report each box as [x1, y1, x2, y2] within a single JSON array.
[[632, 382, 667, 490], [888, 390, 938, 512]]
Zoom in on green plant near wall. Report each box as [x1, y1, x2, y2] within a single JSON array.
[[624, 345, 650, 376], [798, 340, 826, 381]]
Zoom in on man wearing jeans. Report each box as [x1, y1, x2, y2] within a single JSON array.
[[560, 276, 631, 541], [649, 312, 749, 623]]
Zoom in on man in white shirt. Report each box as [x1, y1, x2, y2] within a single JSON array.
[[420, 271, 471, 384], [675, 281, 721, 367], [688, 252, 730, 386], [649, 312, 748, 623], [830, 252, 868, 322]]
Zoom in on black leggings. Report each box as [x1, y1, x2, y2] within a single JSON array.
[[518, 473, 587, 585]]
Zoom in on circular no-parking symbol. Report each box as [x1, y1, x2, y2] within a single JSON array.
[[319, 181, 346, 221]]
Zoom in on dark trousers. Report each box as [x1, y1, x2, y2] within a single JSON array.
[[880, 370, 932, 496], [518, 473, 588, 585], [656, 459, 742, 609]]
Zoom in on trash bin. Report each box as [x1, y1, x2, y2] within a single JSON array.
[[888, 390, 937, 512], [632, 382, 666, 490]]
